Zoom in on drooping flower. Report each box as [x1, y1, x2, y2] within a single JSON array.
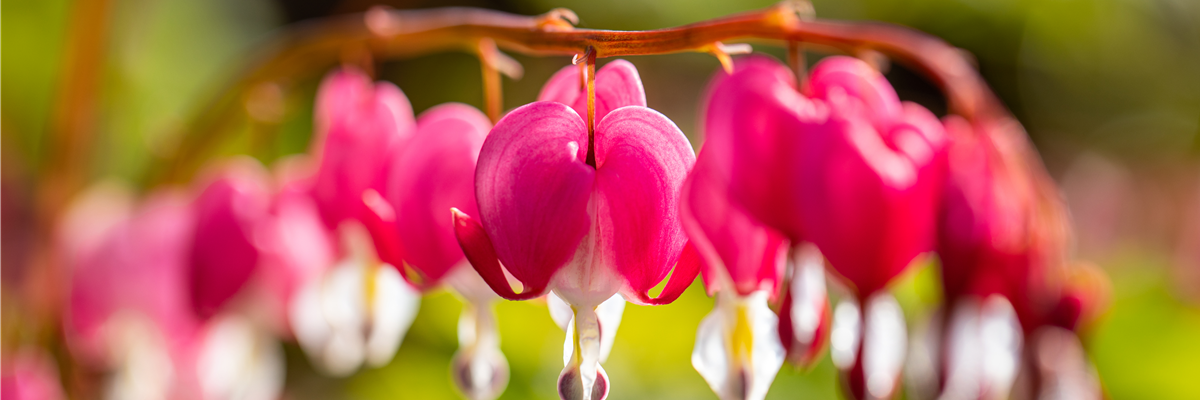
[[188, 159, 272, 321], [680, 103, 790, 399], [688, 59, 834, 400], [705, 54, 945, 400], [1, 348, 66, 400], [278, 67, 425, 377], [358, 101, 511, 399], [310, 67, 415, 229], [453, 59, 699, 400], [60, 180, 287, 400]]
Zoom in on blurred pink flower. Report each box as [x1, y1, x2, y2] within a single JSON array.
[[363, 103, 492, 288], [453, 60, 699, 400], [311, 67, 416, 228], [188, 160, 272, 320], [1, 349, 66, 400]]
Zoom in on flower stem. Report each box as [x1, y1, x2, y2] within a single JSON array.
[[150, 1, 1008, 185]]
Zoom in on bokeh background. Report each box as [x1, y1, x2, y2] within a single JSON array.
[[4, 0, 1200, 398]]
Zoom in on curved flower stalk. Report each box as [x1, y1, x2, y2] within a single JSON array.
[[1, 348, 66, 400], [453, 59, 700, 400], [356, 100, 512, 398], [705, 54, 946, 400]]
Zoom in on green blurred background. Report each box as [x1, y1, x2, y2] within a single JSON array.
[[4, 0, 1200, 398]]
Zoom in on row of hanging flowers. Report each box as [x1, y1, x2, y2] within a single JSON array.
[[6, 2, 1108, 400]]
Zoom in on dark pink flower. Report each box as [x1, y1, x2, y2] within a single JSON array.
[[454, 60, 699, 307], [188, 160, 272, 320], [2, 349, 66, 400], [453, 60, 699, 400], [64, 189, 198, 366], [310, 67, 415, 228], [712, 55, 946, 299], [363, 103, 492, 288]]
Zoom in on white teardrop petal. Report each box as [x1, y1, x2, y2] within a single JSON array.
[[863, 293, 906, 400], [366, 265, 421, 367], [830, 300, 862, 370]]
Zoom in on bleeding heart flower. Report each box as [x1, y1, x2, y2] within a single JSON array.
[[61, 182, 287, 400], [63, 187, 198, 368], [1, 349, 66, 400], [355, 102, 512, 399], [706, 55, 944, 400], [310, 67, 415, 229], [453, 60, 699, 400], [188, 159, 272, 321], [681, 95, 792, 399]]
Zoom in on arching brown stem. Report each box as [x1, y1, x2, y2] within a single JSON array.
[[147, 0, 1010, 185]]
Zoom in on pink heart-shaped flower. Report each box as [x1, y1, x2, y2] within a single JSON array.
[[454, 60, 699, 307]]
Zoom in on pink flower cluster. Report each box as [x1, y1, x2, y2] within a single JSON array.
[[48, 53, 1104, 400]]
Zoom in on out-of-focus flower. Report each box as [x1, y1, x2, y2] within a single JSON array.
[[188, 160, 272, 321], [1, 348, 66, 400], [276, 68, 425, 377], [62, 172, 289, 400], [705, 55, 944, 400], [454, 60, 699, 400], [310, 67, 415, 229], [359, 101, 511, 399], [682, 63, 794, 398]]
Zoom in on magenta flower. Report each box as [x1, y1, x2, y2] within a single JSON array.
[[188, 159, 272, 320], [365, 103, 492, 288], [310, 67, 415, 228], [61, 178, 290, 400], [453, 60, 699, 400], [1, 349, 66, 400], [703, 55, 945, 400], [358, 101, 510, 398], [681, 136, 790, 400], [63, 188, 198, 368]]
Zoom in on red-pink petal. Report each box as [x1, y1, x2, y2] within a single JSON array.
[[189, 161, 271, 320], [384, 103, 491, 285], [311, 68, 415, 228], [65, 191, 198, 365], [591, 106, 695, 302], [475, 101, 595, 293], [453, 208, 547, 300], [537, 60, 647, 125], [681, 146, 788, 297]]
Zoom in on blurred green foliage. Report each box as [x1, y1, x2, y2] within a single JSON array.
[[4, 0, 1200, 398]]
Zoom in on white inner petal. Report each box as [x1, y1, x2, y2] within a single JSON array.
[[366, 265, 421, 367], [691, 291, 785, 400], [830, 300, 862, 370], [790, 245, 827, 344], [196, 314, 285, 400], [863, 293, 906, 400]]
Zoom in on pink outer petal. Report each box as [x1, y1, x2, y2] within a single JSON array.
[[386, 103, 491, 285], [65, 191, 199, 365], [628, 241, 702, 305], [537, 60, 647, 125], [473, 101, 595, 294], [805, 56, 902, 126], [592, 106, 696, 303], [453, 209, 546, 300], [681, 146, 788, 297], [257, 179, 335, 324], [705, 56, 819, 241], [2, 349, 66, 400], [189, 161, 271, 320], [311, 69, 415, 228]]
